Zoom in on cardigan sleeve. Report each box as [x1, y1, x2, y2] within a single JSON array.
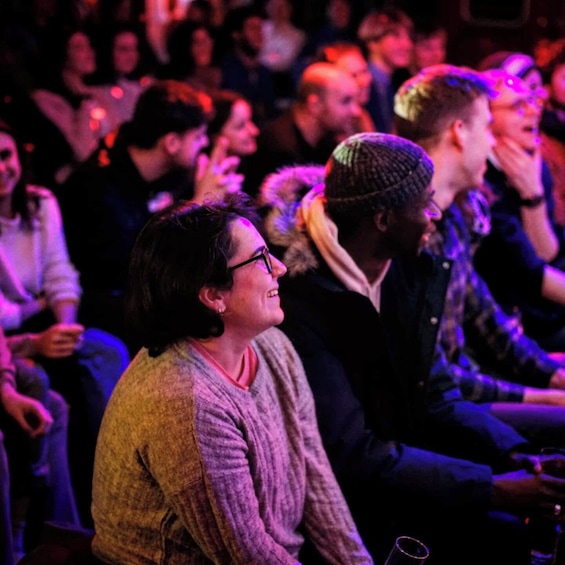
[[35, 188, 82, 305]]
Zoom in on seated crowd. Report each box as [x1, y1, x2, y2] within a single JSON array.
[[3, 1, 565, 564]]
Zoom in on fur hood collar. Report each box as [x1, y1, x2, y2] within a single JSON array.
[[259, 165, 325, 277]]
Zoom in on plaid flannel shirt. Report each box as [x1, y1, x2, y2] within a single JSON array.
[[424, 196, 558, 402]]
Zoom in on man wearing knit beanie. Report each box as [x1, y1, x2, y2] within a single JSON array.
[[260, 131, 536, 565]]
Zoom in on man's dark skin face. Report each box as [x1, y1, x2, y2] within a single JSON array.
[[381, 186, 440, 257]]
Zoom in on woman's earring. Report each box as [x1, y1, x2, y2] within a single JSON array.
[[218, 307, 225, 316]]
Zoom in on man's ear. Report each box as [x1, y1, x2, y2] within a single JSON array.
[[306, 93, 322, 115], [198, 286, 226, 313], [450, 118, 467, 150], [161, 132, 181, 156], [373, 209, 390, 232]]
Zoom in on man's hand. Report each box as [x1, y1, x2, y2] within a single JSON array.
[[193, 136, 243, 203]]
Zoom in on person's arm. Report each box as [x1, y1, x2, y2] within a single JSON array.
[[426, 349, 530, 463], [462, 265, 558, 388], [494, 139, 560, 262], [281, 321, 495, 509], [282, 334, 373, 564], [541, 264, 565, 305], [0, 328, 53, 437], [38, 190, 82, 319]]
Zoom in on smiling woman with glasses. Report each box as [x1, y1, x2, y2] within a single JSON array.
[[90, 191, 373, 565]]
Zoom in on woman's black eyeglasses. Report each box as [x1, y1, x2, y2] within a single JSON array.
[[228, 247, 273, 274]]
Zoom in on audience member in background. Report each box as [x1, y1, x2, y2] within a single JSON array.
[[0, 120, 129, 527], [220, 4, 277, 126], [477, 50, 547, 101], [474, 69, 565, 353], [293, 0, 358, 82], [1, 325, 80, 562], [159, 19, 222, 92], [316, 41, 377, 139], [92, 193, 374, 565], [357, 7, 413, 133], [540, 40, 565, 226], [243, 61, 360, 198], [89, 22, 156, 127], [208, 88, 259, 189], [259, 133, 565, 565], [394, 64, 565, 449], [30, 27, 116, 188], [0, 23, 73, 191], [408, 20, 447, 75], [58, 80, 241, 356], [260, 0, 306, 111]]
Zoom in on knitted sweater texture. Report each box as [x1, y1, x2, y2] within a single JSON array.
[[92, 327, 371, 564]]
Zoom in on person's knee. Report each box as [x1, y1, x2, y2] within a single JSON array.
[[14, 360, 50, 402], [47, 390, 69, 428]]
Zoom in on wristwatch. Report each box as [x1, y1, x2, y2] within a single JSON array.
[[518, 194, 545, 208]]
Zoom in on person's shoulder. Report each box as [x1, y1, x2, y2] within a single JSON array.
[[26, 184, 55, 200], [257, 111, 294, 141]]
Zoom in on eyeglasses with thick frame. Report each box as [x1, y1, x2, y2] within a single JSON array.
[[228, 247, 273, 274], [490, 95, 544, 115]]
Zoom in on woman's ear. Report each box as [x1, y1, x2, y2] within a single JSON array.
[[198, 286, 225, 313]]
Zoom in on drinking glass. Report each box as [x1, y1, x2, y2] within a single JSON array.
[[530, 447, 565, 564], [384, 535, 430, 565]]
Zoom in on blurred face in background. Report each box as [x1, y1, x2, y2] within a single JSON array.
[[65, 31, 96, 76], [333, 49, 372, 106], [113, 31, 139, 76], [221, 99, 259, 156], [317, 73, 361, 136], [490, 75, 542, 152], [413, 30, 447, 71], [191, 27, 215, 68], [327, 0, 351, 29], [0, 132, 21, 197], [550, 63, 565, 106], [375, 26, 413, 72], [237, 16, 264, 56]]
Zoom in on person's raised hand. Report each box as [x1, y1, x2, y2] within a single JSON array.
[[193, 136, 243, 203], [493, 136, 543, 199]]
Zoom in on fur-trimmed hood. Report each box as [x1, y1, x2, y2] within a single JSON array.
[[259, 165, 325, 277]]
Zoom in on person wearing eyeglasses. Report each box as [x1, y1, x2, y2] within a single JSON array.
[[90, 192, 373, 565], [472, 69, 565, 353]]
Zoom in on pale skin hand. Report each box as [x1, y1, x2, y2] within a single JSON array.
[[29, 323, 85, 358], [494, 136, 559, 262], [192, 136, 243, 204], [0, 382, 53, 438]]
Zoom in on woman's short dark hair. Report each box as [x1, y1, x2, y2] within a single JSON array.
[[125, 192, 261, 357], [207, 88, 245, 140]]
